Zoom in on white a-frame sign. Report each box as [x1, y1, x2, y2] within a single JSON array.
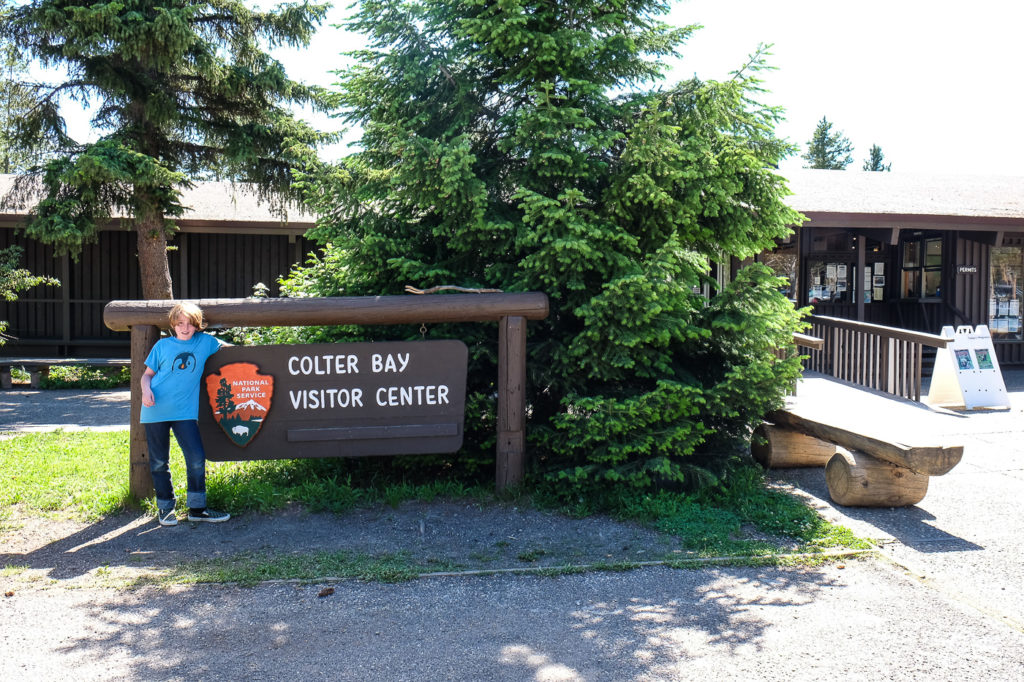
[[926, 325, 1010, 410]]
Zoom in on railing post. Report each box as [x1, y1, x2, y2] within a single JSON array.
[[808, 315, 949, 401], [913, 342, 924, 401], [880, 337, 891, 393], [496, 315, 527, 490], [129, 324, 160, 500]]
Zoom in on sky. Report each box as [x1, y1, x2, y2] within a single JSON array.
[[61, 0, 1024, 177]]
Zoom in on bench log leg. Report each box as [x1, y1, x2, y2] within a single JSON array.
[[28, 367, 49, 389], [751, 423, 835, 468], [825, 448, 929, 507], [0, 367, 11, 390]]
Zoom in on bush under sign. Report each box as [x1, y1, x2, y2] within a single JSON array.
[[199, 340, 468, 460]]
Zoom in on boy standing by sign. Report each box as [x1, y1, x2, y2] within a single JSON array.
[[141, 302, 231, 526]]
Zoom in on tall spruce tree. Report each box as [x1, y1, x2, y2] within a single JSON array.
[[0, 0, 333, 299], [292, 0, 806, 495], [1, 42, 61, 339], [802, 116, 853, 169], [863, 143, 891, 171], [0, 44, 56, 174]]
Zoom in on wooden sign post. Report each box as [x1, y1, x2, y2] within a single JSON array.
[[104, 293, 549, 498]]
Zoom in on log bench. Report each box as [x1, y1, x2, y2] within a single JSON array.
[[0, 358, 131, 389], [753, 375, 966, 507]]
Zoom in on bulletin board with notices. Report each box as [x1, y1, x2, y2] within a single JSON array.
[[989, 291, 1021, 337], [990, 247, 1022, 338]]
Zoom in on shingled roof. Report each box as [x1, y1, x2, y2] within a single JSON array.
[[783, 168, 1024, 230], [5, 170, 1024, 234], [0, 175, 316, 234]]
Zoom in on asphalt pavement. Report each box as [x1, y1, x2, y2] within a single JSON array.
[[2, 378, 1024, 680]]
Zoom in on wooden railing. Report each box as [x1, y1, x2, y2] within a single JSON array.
[[804, 316, 951, 401]]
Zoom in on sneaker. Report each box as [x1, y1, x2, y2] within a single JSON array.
[[158, 509, 178, 527], [187, 508, 230, 523]]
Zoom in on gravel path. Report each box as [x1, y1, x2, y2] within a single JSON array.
[[3, 562, 1022, 681], [3, 382, 1024, 679]]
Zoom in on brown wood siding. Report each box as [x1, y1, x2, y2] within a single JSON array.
[[1, 229, 320, 357], [997, 342, 1024, 365], [952, 234, 988, 329], [0, 228, 63, 347], [171, 233, 309, 299]]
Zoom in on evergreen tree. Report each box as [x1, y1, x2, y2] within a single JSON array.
[[291, 0, 806, 496], [0, 44, 57, 174], [863, 144, 891, 172], [0, 42, 60, 340], [0, 0, 334, 299], [802, 116, 853, 169], [216, 377, 236, 416]]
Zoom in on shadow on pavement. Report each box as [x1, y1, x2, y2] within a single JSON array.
[[772, 468, 984, 553]]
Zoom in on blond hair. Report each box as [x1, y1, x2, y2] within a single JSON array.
[[168, 302, 207, 330]]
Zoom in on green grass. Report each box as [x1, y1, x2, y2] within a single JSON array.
[[1, 431, 871, 584], [138, 550, 456, 587], [0, 431, 491, 521], [0, 431, 133, 520], [536, 464, 873, 556]]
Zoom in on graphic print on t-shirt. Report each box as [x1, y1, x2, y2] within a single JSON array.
[[173, 351, 198, 372]]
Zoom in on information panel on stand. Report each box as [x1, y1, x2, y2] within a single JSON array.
[[198, 340, 468, 460], [926, 325, 1009, 411]]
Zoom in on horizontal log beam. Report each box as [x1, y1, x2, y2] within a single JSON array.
[[766, 409, 963, 476], [104, 293, 549, 332]]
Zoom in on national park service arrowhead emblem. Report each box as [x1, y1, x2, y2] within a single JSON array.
[[205, 362, 274, 447]]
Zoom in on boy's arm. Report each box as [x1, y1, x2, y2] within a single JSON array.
[[141, 367, 156, 407]]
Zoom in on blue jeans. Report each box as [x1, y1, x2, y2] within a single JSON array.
[[144, 420, 207, 512]]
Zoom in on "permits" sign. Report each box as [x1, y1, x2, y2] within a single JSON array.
[[199, 340, 468, 460]]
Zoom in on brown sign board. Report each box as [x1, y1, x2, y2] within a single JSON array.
[[198, 340, 468, 460]]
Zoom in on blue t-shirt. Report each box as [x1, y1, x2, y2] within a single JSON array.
[[141, 332, 225, 423]]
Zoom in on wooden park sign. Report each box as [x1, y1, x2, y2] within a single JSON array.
[[199, 340, 468, 459], [103, 292, 549, 497]]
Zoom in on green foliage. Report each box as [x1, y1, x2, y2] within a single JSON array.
[[535, 462, 871, 555], [0, 244, 59, 344], [802, 116, 853, 169], [288, 0, 805, 496], [0, 0, 335, 297], [863, 143, 891, 172], [38, 364, 131, 389], [0, 42, 57, 173]]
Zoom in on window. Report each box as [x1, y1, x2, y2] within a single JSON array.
[[990, 246, 1022, 339], [900, 235, 942, 298], [807, 260, 853, 303]]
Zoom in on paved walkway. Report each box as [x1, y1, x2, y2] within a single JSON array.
[[0, 387, 130, 433], [2, 377, 1024, 680], [773, 373, 1024, 632]]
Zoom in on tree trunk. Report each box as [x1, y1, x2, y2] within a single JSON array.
[[135, 213, 174, 300]]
